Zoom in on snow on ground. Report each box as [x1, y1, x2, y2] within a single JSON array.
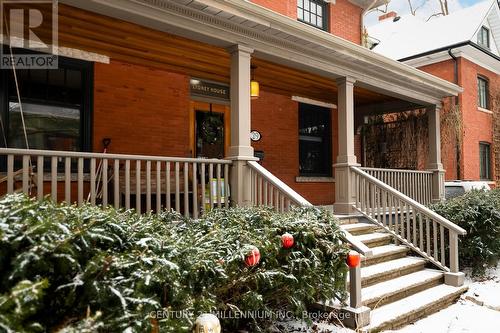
[[384, 263, 500, 333], [274, 264, 500, 333]]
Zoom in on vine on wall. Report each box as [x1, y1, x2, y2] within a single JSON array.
[[440, 100, 463, 179], [493, 91, 500, 187], [362, 110, 429, 170]]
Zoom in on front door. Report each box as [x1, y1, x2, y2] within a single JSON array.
[[190, 101, 230, 159]]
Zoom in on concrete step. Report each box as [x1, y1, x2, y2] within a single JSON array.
[[362, 244, 410, 266], [362, 269, 444, 309], [355, 232, 393, 247], [363, 284, 468, 332], [358, 256, 427, 287], [342, 222, 379, 235]]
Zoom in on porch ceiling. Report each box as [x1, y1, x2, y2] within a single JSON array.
[[61, 0, 462, 106], [45, 4, 397, 106]]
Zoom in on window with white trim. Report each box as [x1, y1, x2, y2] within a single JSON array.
[[477, 26, 490, 49], [479, 142, 491, 180], [478, 76, 489, 109]]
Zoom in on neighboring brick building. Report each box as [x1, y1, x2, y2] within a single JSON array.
[[370, 0, 500, 187]]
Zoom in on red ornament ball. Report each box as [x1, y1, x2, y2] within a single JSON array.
[[244, 246, 261, 267], [346, 250, 361, 268], [281, 233, 294, 249]]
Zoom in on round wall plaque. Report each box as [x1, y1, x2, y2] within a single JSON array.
[[250, 130, 262, 142]]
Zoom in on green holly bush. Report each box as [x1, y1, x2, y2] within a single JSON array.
[[432, 189, 500, 275], [0, 194, 348, 332]]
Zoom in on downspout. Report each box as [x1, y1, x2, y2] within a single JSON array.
[[448, 47, 461, 179], [361, 0, 379, 47]]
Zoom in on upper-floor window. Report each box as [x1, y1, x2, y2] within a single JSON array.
[[477, 76, 489, 109], [297, 0, 328, 31], [479, 142, 491, 180], [477, 26, 490, 49], [298, 103, 332, 177]]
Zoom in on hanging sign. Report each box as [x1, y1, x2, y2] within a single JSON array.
[[190, 78, 230, 101]]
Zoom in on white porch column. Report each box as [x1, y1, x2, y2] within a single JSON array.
[[427, 105, 445, 203], [334, 77, 359, 214], [227, 45, 255, 206]]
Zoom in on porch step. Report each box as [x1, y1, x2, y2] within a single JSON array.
[[362, 269, 444, 308], [355, 232, 392, 247], [362, 244, 409, 266], [341, 222, 378, 235], [358, 256, 426, 287], [363, 284, 468, 332]]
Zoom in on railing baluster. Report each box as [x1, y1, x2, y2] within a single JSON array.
[[64, 157, 71, 203], [192, 162, 198, 219], [449, 231, 459, 273], [208, 163, 214, 210], [136, 160, 141, 214], [184, 162, 189, 216], [175, 162, 180, 213], [412, 208, 417, 246], [440, 225, 446, 266], [22, 155, 29, 194], [7, 154, 13, 194], [426, 216, 431, 256], [78, 158, 83, 206], [166, 162, 171, 211], [200, 163, 205, 214], [125, 160, 130, 210], [224, 164, 229, 209], [51, 156, 58, 201], [263, 180, 268, 206], [216, 164, 221, 209], [102, 159, 108, 207], [269, 185, 274, 208], [433, 220, 438, 261], [156, 161, 162, 214], [114, 160, 120, 209], [146, 160, 151, 212], [37, 156, 44, 200]]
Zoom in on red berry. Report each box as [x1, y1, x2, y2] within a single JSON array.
[[281, 233, 294, 249], [244, 247, 260, 267]]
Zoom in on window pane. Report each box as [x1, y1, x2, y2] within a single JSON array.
[[8, 102, 80, 151], [480, 143, 491, 179], [298, 9, 303, 20], [304, 0, 309, 11], [299, 103, 332, 176], [298, 0, 303, 9], [317, 5, 322, 16], [310, 3, 316, 14]]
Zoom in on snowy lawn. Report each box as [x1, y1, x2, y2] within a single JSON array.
[[274, 264, 500, 333]]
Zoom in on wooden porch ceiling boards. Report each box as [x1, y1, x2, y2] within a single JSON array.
[[35, 4, 396, 106]]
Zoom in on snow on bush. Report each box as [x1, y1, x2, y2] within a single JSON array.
[[0, 194, 347, 332]]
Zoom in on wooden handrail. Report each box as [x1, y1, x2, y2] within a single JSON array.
[[352, 167, 466, 235], [0, 148, 232, 164], [248, 161, 312, 207], [248, 161, 372, 257]]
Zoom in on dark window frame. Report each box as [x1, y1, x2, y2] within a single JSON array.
[[0, 48, 94, 152], [477, 76, 489, 109], [479, 142, 491, 180], [477, 26, 490, 49], [297, 0, 329, 31], [298, 102, 332, 177]]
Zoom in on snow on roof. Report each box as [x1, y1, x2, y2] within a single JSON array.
[[369, 0, 496, 60]]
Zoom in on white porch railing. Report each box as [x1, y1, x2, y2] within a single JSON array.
[[0, 148, 231, 217], [352, 166, 466, 273], [248, 161, 312, 212], [360, 167, 434, 205]]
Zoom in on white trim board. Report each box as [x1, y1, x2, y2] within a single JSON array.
[[292, 96, 337, 109]]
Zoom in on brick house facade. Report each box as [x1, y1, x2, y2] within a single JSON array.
[[370, 1, 500, 187]]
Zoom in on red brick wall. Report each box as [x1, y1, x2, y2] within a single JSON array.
[[251, 90, 338, 205], [251, 0, 297, 18], [251, 0, 362, 45], [418, 58, 499, 182], [457, 57, 498, 182], [93, 60, 191, 157], [329, 0, 362, 44]]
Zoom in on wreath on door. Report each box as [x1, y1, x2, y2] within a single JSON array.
[[200, 114, 224, 145]]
